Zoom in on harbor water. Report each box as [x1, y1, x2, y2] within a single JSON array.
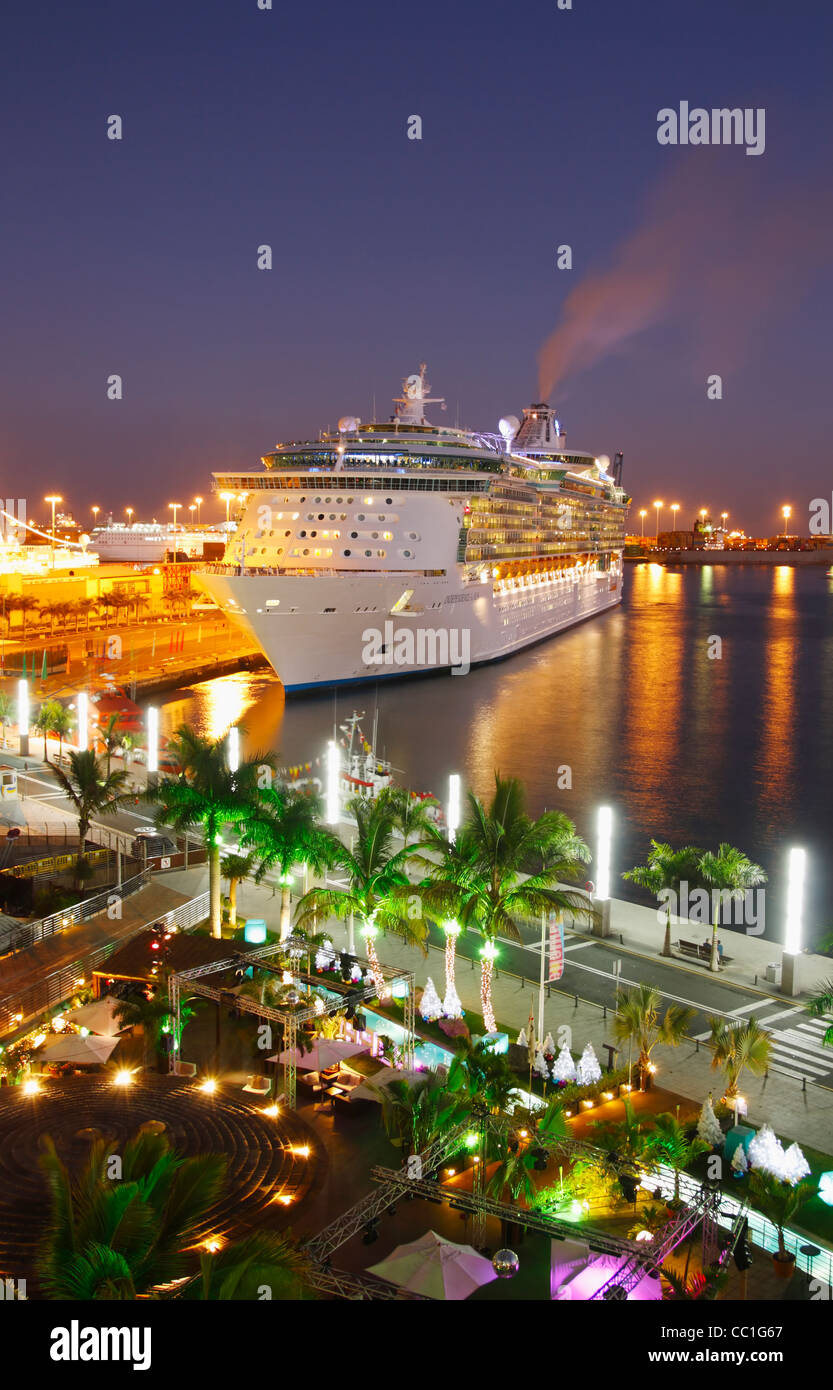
[[148, 564, 833, 947]]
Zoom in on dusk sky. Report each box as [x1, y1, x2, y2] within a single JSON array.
[[2, 0, 831, 535]]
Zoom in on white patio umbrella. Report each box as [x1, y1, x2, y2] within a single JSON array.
[[349, 1067, 428, 1102], [39, 1033, 120, 1065], [369, 1231, 497, 1301], [66, 996, 125, 1037], [267, 1038, 365, 1071]]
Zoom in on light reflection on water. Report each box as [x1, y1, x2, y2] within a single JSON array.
[[145, 565, 833, 943]]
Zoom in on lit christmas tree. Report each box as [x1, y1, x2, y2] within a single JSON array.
[[516, 1027, 528, 1050], [533, 1046, 550, 1079], [576, 1042, 602, 1086], [731, 1143, 749, 1176], [442, 981, 463, 1020], [315, 940, 336, 971], [748, 1124, 787, 1179], [697, 1096, 724, 1148], [551, 1044, 577, 1084], [419, 977, 443, 1022], [782, 1142, 811, 1185], [543, 1032, 556, 1055]]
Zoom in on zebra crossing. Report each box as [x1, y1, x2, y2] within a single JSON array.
[[762, 1007, 833, 1083]]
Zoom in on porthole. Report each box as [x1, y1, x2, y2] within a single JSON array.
[[386, 498, 393, 505], [318, 513, 324, 520], [343, 549, 352, 556], [351, 531, 358, 539], [364, 549, 372, 557], [357, 513, 365, 521], [299, 530, 307, 537]]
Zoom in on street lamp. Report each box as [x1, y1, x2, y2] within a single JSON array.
[[782, 505, 791, 537], [653, 500, 663, 544], [447, 773, 461, 843], [220, 492, 234, 526], [670, 503, 680, 532], [45, 495, 61, 566], [188, 504, 196, 524], [194, 495, 203, 524], [146, 706, 159, 775], [168, 503, 181, 532], [639, 508, 647, 539], [77, 691, 88, 753], [126, 507, 134, 526], [91, 506, 100, 526], [782, 845, 806, 997], [721, 511, 729, 531], [326, 740, 340, 824]]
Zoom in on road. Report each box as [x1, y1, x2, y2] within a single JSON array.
[[423, 919, 833, 1089]]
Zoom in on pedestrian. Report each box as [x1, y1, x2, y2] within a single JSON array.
[[717, 939, 724, 961]]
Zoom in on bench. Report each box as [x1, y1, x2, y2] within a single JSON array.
[[678, 940, 733, 966]]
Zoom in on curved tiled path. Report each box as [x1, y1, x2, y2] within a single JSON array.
[[0, 1075, 322, 1291]]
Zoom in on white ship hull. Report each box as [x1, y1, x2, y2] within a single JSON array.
[[196, 563, 623, 691]]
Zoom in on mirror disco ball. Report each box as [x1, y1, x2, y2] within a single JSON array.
[[492, 1248, 519, 1279]]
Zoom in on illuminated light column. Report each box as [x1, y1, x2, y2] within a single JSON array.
[[639, 509, 647, 539], [326, 740, 340, 825], [146, 706, 159, 775], [594, 805, 613, 937], [447, 773, 461, 842], [782, 505, 791, 537], [480, 939, 498, 1034], [781, 846, 806, 997], [17, 678, 30, 756], [362, 921, 389, 999], [77, 691, 88, 752], [227, 724, 239, 773]]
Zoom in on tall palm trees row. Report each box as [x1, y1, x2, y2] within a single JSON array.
[[624, 837, 767, 971], [148, 736, 598, 1029], [1, 586, 198, 640]]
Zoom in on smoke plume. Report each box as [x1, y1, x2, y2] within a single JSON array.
[[538, 157, 830, 400]]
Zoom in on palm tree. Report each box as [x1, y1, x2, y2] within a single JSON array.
[[220, 851, 254, 927], [34, 698, 63, 761], [144, 726, 273, 937], [591, 1097, 652, 1166], [179, 1231, 315, 1301], [242, 785, 335, 940], [707, 1016, 771, 1101], [51, 704, 73, 762], [37, 1127, 228, 1299], [98, 711, 122, 775], [643, 1112, 710, 1202], [416, 775, 594, 1034], [294, 795, 427, 973], [748, 1170, 814, 1264], [0, 691, 14, 746], [623, 841, 704, 958], [15, 595, 40, 638], [807, 979, 833, 1047], [112, 992, 177, 1068], [377, 786, 440, 845], [376, 1073, 465, 1155], [446, 1037, 521, 1113], [49, 749, 129, 852], [698, 843, 767, 973], [613, 984, 695, 1090]]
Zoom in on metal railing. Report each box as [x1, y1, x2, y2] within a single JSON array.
[[0, 890, 209, 1040], [0, 869, 150, 956]]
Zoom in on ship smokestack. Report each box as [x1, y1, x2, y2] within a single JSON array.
[[513, 403, 565, 454]]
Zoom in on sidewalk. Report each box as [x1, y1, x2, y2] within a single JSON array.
[[596, 894, 833, 1001]]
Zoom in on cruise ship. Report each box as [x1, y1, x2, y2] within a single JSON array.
[[195, 366, 630, 690], [89, 522, 228, 564]]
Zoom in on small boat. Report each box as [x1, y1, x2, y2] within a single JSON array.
[[90, 685, 143, 732]]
